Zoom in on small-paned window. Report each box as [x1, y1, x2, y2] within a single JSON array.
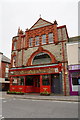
[[42, 75, 50, 86], [13, 42, 17, 50], [12, 77, 18, 85], [35, 36, 39, 46], [72, 78, 78, 85], [48, 33, 53, 43], [29, 38, 33, 47], [18, 76, 24, 85], [72, 71, 80, 85], [42, 34, 46, 44]]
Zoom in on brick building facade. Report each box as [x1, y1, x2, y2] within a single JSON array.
[[9, 17, 69, 95], [0, 52, 11, 91]]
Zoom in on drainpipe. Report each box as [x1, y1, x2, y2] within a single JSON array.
[[61, 29, 66, 96]]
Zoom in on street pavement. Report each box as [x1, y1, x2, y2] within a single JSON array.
[[0, 92, 79, 118], [2, 97, 78, 118], [1, 92, 79, 102]]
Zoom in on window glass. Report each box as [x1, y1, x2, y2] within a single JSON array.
[[26, 76, 34, 86], [78, 78, 80, 85], [72, 78, 78, 85], [5, 64, 9, 78], [5, 68, 9, 78], [32, 52, 51, 65], [48, 33, 53, 43], [12, 77, 18, 85], [42, 34, 46, 44], [18, 76, 24, 85], [14, 42, 17, 50], [42, 75, 50, 85], [29, 38, 33, 47], [5, 73, 8, 78], [35, 36, 39, 46], [72, 71, 80, 85], [13, 56, 16, 67]]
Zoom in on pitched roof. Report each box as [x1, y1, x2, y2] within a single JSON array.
[[2, 55, 11, 63], [30, 18, 53, 30], [69, 36, 80, 42]]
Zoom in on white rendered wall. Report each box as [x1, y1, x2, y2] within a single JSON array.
[[67, 43, 79, 65]]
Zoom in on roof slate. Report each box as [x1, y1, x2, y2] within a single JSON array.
[[69, 36, 80, 42], [2, 55, 11, 63]]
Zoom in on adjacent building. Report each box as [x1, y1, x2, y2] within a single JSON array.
[[67, 36, 80, 95], [9, 17, 69, 95], [0, 52, 11, 91]]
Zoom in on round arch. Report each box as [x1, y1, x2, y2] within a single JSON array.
[[27, 47, 57, 66]]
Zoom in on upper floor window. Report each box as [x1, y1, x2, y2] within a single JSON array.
[[13, 41, 17, 50], [35, 36, 39, 46], [21, 38, 24, 49], [13, 56, 16, 67], [42, 34, 46, 44], [29, 38, 33, 47], [48, 33, 54, 43], [5, 64, 9, 78]]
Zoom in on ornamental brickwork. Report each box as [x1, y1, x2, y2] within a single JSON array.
[[11, 20, 68, 68], [10, 18, 69, 95]]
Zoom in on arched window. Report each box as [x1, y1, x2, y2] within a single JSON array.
[[32, 52, 51, 65]]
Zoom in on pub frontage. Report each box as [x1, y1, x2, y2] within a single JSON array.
[[9, 17, 69, 95], [9, 63, 62, 94]]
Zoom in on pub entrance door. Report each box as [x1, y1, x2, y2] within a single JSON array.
[[25, 75, 40, 93], [51, 74, 62, 94]]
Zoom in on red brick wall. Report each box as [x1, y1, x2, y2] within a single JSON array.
[[25, 24, 58, 49], [1, 62, 11, 78], [11, 23, 58, 52], [11, 19, 68, 68]]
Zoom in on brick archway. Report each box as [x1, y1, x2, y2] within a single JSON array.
[[27, 47, 57, 66]]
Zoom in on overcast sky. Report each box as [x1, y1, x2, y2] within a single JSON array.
[[0, 0, 79, 59]]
